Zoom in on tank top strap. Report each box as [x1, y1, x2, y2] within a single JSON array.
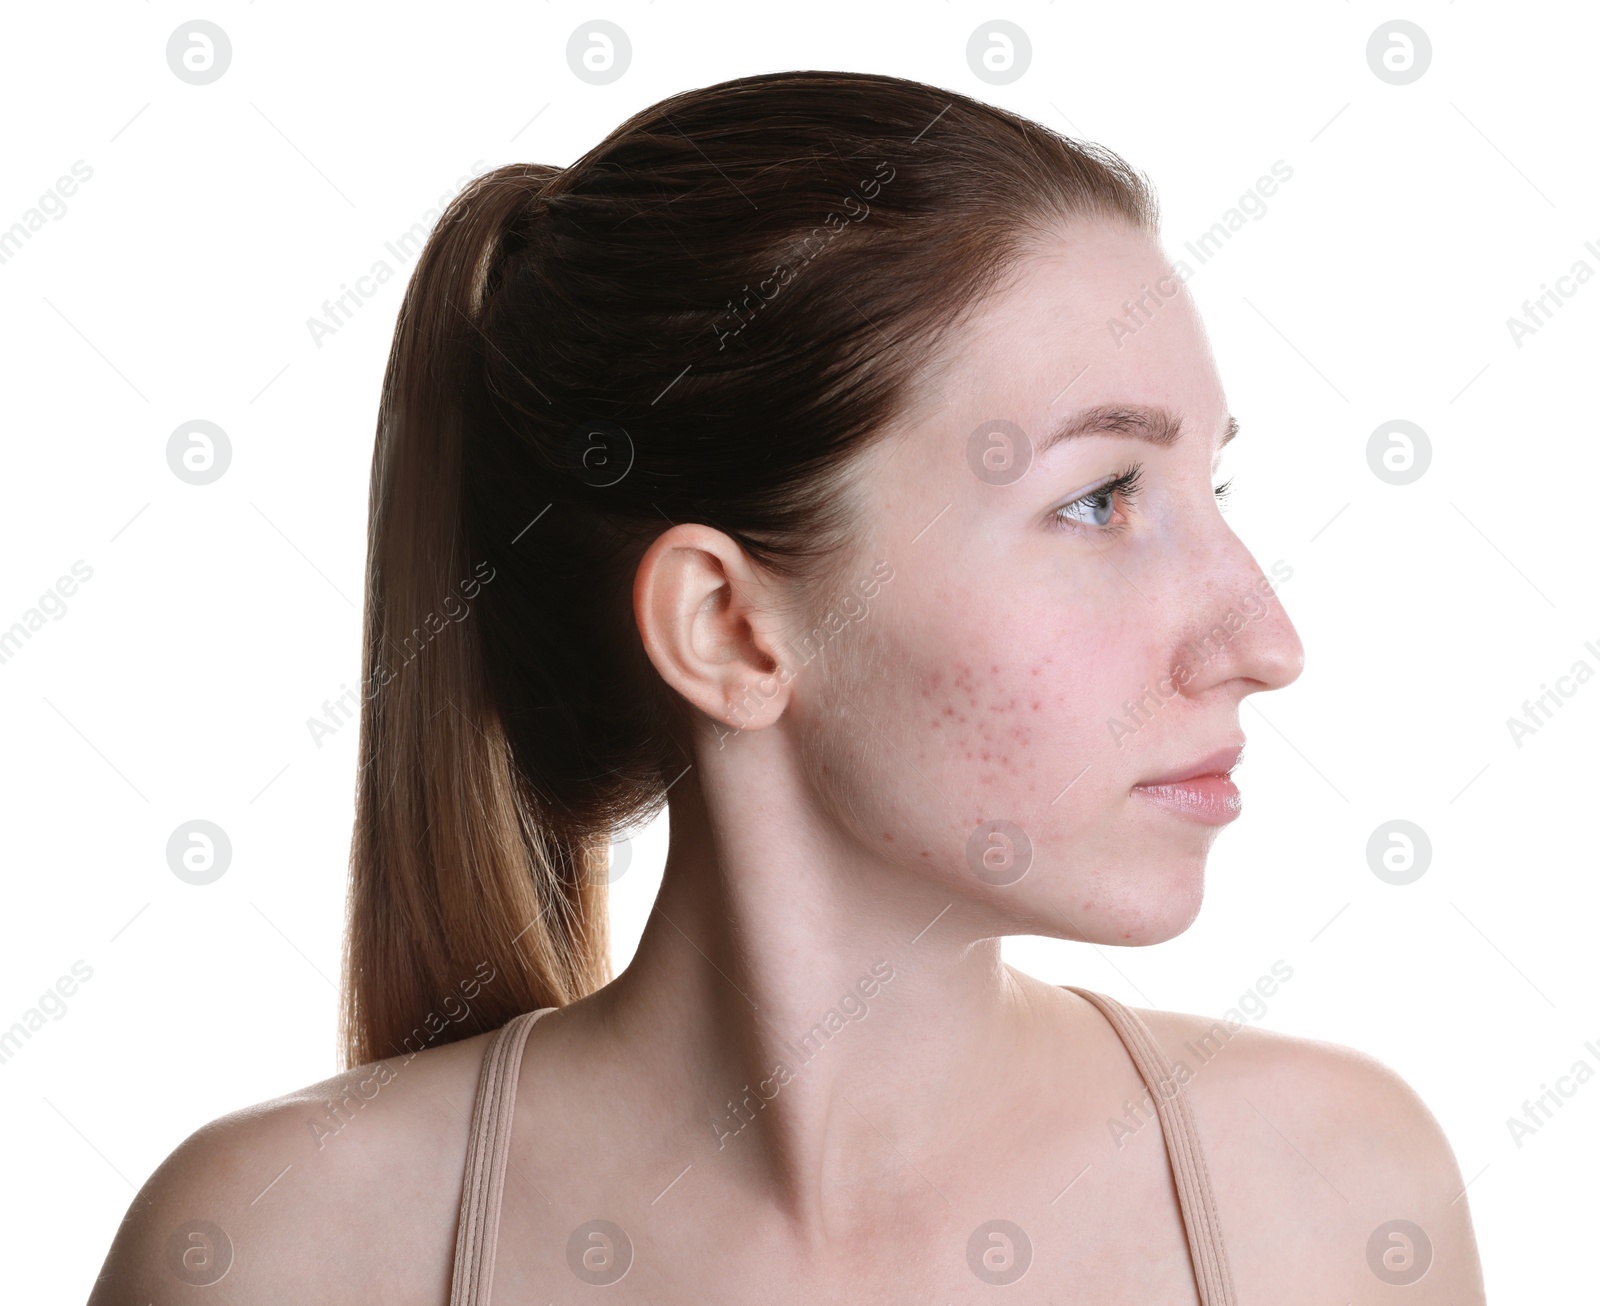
[[1062, 985, 1239, 1306], [449, 1006, 558, 1306]]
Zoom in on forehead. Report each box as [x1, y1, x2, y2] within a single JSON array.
[[921, 220, 1226, 443]]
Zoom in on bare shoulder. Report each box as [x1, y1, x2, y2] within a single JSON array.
[[1130, 1003, 1487, 1302], [87, 1026, 498, 1306]]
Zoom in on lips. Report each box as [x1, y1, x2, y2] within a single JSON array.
[[1134, 744, 1243, 788]]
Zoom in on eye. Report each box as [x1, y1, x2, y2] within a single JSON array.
[[1050, 467, 1236, 534], [1051, 463, 1144, 534]]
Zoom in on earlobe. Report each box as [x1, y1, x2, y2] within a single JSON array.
[[632, 523, 791, 733]]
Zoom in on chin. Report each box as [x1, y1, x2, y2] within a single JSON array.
[[1025, 850, 1210, 946]]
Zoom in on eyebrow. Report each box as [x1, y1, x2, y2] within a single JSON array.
[[1037, 403, 1238, 456]]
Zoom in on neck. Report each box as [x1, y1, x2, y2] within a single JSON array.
[[589, 727, 1062, 1244]]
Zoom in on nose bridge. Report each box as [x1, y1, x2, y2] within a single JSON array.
[[1172, 520, 1303, 695]]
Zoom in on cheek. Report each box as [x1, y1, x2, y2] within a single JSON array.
[[916, 620, 1137, 821], [821, 583, 1154, 866]]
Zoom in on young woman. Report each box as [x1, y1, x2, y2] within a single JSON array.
[[89, 71, 1486, 1303]]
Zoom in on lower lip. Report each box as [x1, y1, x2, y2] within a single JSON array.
[[1131, 774, 1241, 825]]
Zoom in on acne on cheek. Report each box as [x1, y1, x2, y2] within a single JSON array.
[[920, 659, 1059, 786]]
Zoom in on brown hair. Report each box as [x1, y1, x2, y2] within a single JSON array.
[[339, 69, 1157, 1069]]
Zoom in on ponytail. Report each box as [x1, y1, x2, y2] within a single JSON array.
[[339, 164, 611, 1071]]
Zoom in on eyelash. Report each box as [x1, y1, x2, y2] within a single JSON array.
[[1050, 464, 1235, 535]]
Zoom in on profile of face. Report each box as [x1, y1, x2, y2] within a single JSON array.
[[755, 219, 1306, 948]]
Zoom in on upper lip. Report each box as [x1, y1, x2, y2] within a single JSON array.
[[1134, 743, 1244, 787]]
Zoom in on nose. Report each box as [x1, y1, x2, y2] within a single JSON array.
[[1173, 526, 1304, 699]]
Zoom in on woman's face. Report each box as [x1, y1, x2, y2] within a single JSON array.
[[789, 219, 1304, 945]]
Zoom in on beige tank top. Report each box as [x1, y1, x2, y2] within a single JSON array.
[[448, 985, 1238, 1304]]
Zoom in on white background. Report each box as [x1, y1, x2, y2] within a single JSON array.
[[1, 2, 1595, 1300]]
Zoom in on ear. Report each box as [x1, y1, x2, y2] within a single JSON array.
[[632, 523, 794, 735]]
